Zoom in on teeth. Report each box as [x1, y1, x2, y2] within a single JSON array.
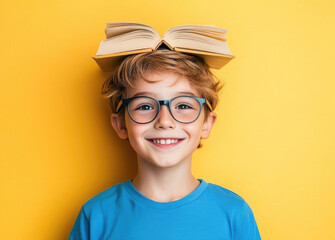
[[152, 139, 179, 145]]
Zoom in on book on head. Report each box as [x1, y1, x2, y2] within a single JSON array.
[[92, 22, 235, 72]]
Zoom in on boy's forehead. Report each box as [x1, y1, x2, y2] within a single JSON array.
[[142, 71, 183, 85], [126, 71, 199, 97]]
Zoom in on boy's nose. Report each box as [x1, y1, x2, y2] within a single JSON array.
[[154, 105, 176, 129]]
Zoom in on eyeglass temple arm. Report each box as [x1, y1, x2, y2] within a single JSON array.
[[205, 99, 213, 112], [116, 100, 123, 113]]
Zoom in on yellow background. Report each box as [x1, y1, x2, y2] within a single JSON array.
[[1, 0, 334, 239]]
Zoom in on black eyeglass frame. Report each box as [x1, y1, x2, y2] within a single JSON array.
[[116, 95, 213, 124]]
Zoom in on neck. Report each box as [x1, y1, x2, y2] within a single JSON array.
[[131, 156, 200, 202]]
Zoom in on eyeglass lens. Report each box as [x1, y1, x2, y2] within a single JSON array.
[[127, 96, 201, 123]]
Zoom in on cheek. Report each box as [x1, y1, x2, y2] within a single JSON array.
[[184, 124, 203, 139], [127, 126, 142, 141], [126, 122, 149, 145], [127, 130, 144, 154]]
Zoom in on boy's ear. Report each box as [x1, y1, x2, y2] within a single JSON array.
[[111, 113, 128, 139], [201, 112, 217, 139]]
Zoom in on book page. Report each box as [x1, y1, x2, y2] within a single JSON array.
[[96, 22, 161, 55], [105, 22, 159, 39], [163, 25, 231, 55]]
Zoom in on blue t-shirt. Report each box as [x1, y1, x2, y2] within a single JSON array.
[[69, 179, 261, 240]]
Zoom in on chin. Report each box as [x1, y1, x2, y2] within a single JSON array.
[[145, 156, 189, 169]]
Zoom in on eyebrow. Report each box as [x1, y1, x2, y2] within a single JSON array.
[[130, 91, 197, 98], [131, 92, 153, 97]]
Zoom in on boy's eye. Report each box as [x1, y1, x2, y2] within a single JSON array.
[[175, 104, 192, 110], [136, 104, 154, 110]]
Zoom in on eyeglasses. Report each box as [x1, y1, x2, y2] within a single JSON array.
[[116, 95, 212, 124]]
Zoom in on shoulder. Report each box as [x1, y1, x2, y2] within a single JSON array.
[[205, 182, 246, 203], [203, 181, 261, 238], [81, 181, 125, 218], [69, 182, 129, 238], [203, 181, 251, 212]]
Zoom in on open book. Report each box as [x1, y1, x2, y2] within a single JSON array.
[[92, 23, 235, 72]]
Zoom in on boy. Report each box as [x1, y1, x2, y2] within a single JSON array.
[[69, 49, 261, 239]]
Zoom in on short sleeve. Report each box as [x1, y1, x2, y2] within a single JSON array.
[[234, 201, 261, 240], [68, 206, 89, 240]]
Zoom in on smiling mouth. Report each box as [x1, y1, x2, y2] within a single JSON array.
[[146, 138, 184, 146]]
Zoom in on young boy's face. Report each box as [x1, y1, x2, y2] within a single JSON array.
[[111, 71, 216, 169]]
